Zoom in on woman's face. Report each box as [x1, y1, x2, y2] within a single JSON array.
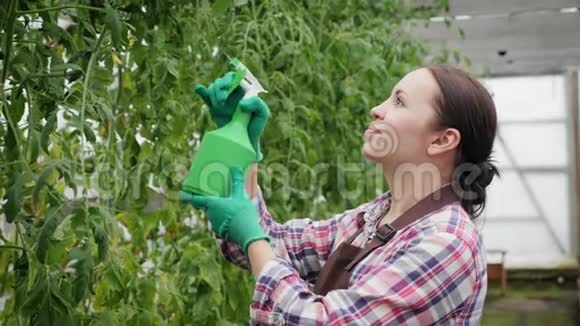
[[362, 68, 442, 169]]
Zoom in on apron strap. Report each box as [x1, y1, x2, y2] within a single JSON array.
[[345, 185, 458, 271]]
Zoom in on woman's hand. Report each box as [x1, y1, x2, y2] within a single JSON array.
[[195, 73, 270, 161], [238, 97, 269, 161], [195, 71, 245, 128], [180, 166, 269, 254]]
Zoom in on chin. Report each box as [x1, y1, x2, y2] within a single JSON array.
[[361, 129, 398, 164], [362, 143, 389, 164]]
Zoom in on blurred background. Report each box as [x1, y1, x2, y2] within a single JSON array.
[[0, 0, 579, 325]]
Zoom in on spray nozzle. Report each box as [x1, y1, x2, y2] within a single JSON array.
[[228, 58, 267, 98]]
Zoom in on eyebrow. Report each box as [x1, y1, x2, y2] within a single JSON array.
[[394, 89, 407, 99]]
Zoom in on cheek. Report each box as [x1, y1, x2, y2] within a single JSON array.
[[391, 116, 432, 154], [390, 113, 421, 136]]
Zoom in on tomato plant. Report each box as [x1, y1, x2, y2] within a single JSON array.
[[0, 0, 448, 324]]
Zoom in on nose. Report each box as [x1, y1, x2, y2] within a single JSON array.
[[371, 105, 385, 120]]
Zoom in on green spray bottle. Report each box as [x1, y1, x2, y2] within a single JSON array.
[[181, 58, 267, 197]]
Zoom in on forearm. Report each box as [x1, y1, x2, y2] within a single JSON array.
[[241, 162, 276, 278], [247, 239, 276, 278], [245, 163, 259, 199]]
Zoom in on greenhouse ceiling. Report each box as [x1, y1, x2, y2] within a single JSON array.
[[409, 0, 580, 75]]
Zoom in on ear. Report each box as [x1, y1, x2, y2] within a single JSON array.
[[427, 128, 461, 156]]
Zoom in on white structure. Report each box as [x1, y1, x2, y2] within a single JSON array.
[[481, 75, 578, 268]]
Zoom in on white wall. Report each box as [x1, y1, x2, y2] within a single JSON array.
[[480, 74, 578, 268]]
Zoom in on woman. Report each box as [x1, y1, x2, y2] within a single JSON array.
[[182, 65, 498, 325]]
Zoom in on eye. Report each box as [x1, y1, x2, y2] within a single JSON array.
[[394, 96, 404, 107]]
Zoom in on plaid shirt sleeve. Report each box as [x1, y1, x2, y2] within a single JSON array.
[[217, 186, 368, 282], [250, 229, 479, 325]]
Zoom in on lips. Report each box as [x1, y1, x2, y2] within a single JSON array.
[[365, 125, 381, 136], [366, 126, 380, 133]]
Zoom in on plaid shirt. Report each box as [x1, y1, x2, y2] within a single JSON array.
[[218, 187, 487, 325]]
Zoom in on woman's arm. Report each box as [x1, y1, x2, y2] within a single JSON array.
[[245, 163, 260, 199], [218, 164, 370, 283], [248, 230, 482, 325], [247, 239, 275, 277]]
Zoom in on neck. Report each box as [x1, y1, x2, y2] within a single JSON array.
[[381, 162, 450, 224]]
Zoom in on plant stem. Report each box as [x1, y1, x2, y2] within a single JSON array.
[[1, 0, 25, 163], [80, 31, 106, 214], [1, 0, 17, 86], [0, 245, 25, 251], [106, 56, 123, 209], [16, 4, 105, 15], [27, 72, 77, 78]]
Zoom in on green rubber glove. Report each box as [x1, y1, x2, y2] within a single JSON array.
[[194, 72, 245, 128], [195, 73, 270, 161], [180, 166, 270, 254], [238, 96, 270, 161]]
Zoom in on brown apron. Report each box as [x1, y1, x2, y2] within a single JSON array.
[[313, 185, 459, 295]]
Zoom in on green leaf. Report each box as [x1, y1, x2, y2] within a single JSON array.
[[93, 223, 109, 262], [21, 268, 48, 317], [11, 45, 37, 77], [213, 0, 233, 14], [22, 268, 73, 326], [47, 239, 69, 266], [55, 161, 73, 187], [3, 115, 20, 161], [132, 311, 155, 326], [84, 122, 96, 143], [105, 6, 123, 49], [28, 129, 40, 163], [10, 87, 25, 124], [35, 209, 63, 264], [28, 103, 42, 130], [94, 100, 114, 122], [68, 244, 94, 304], [165, 58, 179, 78], [14, 250, 29, 288], [5, 173, 24, 222], [136, 278, 156, 310], [32, 163, 56, 206], [51, 63, 84, 75], [40, 112, 57, 153], [44, 292, 73, 326], [91, 311, 116, 326]]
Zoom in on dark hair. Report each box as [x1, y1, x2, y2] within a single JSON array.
[[425, 64, 500, 218]]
